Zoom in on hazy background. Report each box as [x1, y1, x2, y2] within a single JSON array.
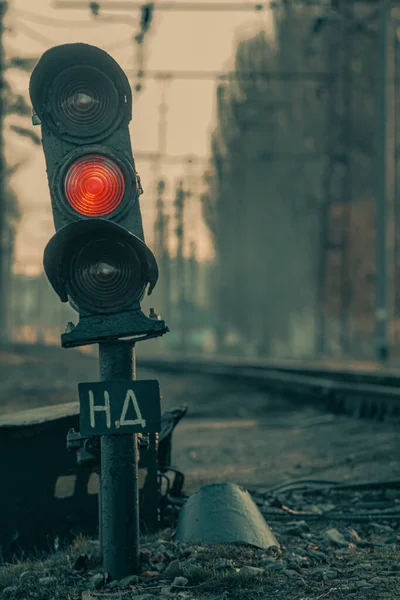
[[6, 0, 272, 274], [3, 1, 400, 362]]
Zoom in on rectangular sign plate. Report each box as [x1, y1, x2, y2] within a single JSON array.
[[78, 379, 161, 436]]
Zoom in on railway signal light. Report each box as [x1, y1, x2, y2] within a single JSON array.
[[29, 43, 167, 347]]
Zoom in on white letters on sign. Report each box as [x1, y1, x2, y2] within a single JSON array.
[[116, 390, 146, 429], [88, 388, 146, 429], [89, 390, 111, 429]]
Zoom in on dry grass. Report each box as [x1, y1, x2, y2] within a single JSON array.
[[0, 537, 101, 600], [0, 548, 271, 600], [2, 534, 399, 600]]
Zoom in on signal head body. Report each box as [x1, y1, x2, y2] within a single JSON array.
[[31, 44, 166, 346]]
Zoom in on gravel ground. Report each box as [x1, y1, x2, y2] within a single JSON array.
[[1, 515, 399, 599], [1, 344, 400, 599]]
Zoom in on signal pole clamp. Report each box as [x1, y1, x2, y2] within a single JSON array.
[[29, 43, 169, 580]]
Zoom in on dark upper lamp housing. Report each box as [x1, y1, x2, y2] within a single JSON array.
[[29, 42, 131, 144], [30, 43, 168, 347]]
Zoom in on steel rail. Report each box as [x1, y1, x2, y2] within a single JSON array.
[[137, 354, 400, 420], [138, 353, 400, 384]]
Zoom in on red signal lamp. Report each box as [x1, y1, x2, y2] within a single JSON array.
[[64, 155, 125, 217]]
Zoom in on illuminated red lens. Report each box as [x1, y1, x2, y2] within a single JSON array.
[[64, 155, 125, 217]]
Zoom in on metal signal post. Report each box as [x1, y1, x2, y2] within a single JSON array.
[[99, 341, 140, 578], [30, 44, 168, 579]]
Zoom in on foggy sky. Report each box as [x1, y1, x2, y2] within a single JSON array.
[[6, 0, 272, 274]]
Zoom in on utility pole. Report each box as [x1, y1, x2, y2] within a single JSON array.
[[154, 180, 165, 259], [393, 8, 400, 352], [174, 180, 186, 352], [152, 81, 171, 321], [133, 2, 153, 93], [160, 215, 171, 323], [188, 240, 198, 313], [316, 1, 359, 358], [154, 180, 171, 320], [153, 80, 169, 192], [152, 81, 168, 256], [151, 80, 169, 255], [386, 7, 396, 356], [338, 1, 353, 356], [0, 1, 7, 345], [376, 0, 391, 363], [316, 4, 340, 357]]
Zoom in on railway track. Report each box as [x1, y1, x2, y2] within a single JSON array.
[[138, 354, 400, 421], [1, 344, 400, 561], [3, 342, 400, 421]]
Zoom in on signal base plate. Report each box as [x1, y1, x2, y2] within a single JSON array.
[[61, 309, 169, 348]]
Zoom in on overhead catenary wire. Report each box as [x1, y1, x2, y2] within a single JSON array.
[[133, 151, 331, 165], [104, 38, 135, 52], [13, 19, 134, 56], [12, 12, 139, 54], [125, 68, 400, 83], [127, 69, 339, 81], [15, 19, 62, 48], [13, 18, 135, 57], [13, 7, 116, 27], [54, 0, 393, 11], [54, 1, 277, 12]]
